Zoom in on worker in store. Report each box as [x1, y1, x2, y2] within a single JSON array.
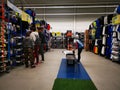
[[37, 27, 46, 62], [74, 39, 84, 62], [30, 26, 40, 65], [22, 31, 35, 68]]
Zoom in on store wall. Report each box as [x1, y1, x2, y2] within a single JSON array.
[[39, 15, 102, 33]]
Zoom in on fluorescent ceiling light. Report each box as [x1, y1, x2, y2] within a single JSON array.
[[36, 12, 114, 16], [19, 5, 117, 9]]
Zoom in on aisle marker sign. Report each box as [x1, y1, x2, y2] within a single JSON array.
[[7, 0, 22, 14], [7, 0, 32, 23]]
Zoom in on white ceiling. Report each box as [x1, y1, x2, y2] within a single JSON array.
[[3, 0, 120, 18]]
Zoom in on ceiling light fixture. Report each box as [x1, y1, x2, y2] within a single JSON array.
[[36, 12, 114, 16], [18, 5, 117, 9]]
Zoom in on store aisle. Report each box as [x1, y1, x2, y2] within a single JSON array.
[[0, 49, 120, 90]]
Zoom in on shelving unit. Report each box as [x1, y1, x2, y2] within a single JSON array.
[[86, 5, 120, 63], [0, 0, 10, 73], [51, 32, 65, 49], [110, 14, 120, 62], [88, 15, 114, 55]]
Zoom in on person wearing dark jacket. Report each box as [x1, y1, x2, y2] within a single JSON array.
[[37, 27, 46, 62]]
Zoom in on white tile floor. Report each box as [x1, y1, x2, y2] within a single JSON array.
[[0, 49, 120, 90]]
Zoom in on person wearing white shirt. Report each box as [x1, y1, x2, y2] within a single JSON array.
[[30, 27, 40, 65]]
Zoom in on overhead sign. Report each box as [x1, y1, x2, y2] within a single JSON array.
[[7, 0, 32, 23], [7, 0, 22, 14]]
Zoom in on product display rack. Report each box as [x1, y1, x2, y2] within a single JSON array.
[[51, 33, 65, 49], [88, 15, 113, 57], [9, 16, 25, 66], [0, 0, 10, 73], [110, 14, 120, 62], [86, 5, 120, 63]]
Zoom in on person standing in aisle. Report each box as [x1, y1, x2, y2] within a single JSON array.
[[22, 31, 35, 68], [37, 27, 46, 62], [30, 27, 40, 65], [74, 39, 84, 62]]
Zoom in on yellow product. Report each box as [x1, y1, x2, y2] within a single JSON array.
[[112, 15, 120, 25], [56, 32, 61, 36], [52, 32, 55, 36]]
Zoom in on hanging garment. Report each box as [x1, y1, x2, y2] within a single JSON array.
[[107, 25, 113, 36], [106, 36, 112, 47], [91, 29, 96, 39], [99, 16, 104, 26], [103, 14, 113, 25], [112, 45, 119, 51], [107, 14, 114, 24], [96, 19, 101, 28], [116, 5, 120, 14], [115, 25, 119, 31], [112, 26, 116, 31], [111, 55, 120, 61], [93, 21, 97, 28], [96, 27, 102, 39], [105, 46, 112, 58], [112, 38, 117, 43], [112, 31, 117, 38], [104, 16, 108, 25], [102, 36, 107, 45], [117, 25, 120, 32], [101, 46, 106, 55], [111, 51, 119, 56], [118, 32, 120, 40], [102, 26, 106, 35], [95, 39, 98, 46], [113, 41, 119, 46]]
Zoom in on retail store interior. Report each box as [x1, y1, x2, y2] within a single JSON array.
[[0, 0, 120, 90]]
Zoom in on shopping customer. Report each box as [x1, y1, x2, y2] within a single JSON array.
[[37, 27, 46, 62], [30, 27, 40, 64], [74, 39, 84, 62], [23, 31, 35, 68]]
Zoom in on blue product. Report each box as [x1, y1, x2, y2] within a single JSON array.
[[95, 27, 102, 39], [117, 25, 120, 32], [105, 46, 112, 58], [25, 9, 35, 17], [116, 5, 120, 14], [106, 36, 112, 47], [99, 16, 104, 26], [107, 25, 113, 36], [96, 19, 101, 28]]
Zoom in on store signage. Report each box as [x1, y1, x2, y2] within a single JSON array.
[[7, 0, 32, 23], [7, 0, 22, 14]]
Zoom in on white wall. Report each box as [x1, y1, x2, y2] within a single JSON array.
[[42, 15, 101, 33]]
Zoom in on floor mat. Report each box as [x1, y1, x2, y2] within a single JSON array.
[[57, 58, 91, 80], [52, 78, 97, 90]]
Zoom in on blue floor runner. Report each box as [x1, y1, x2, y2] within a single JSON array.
[[57, 58, 91, 80]]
